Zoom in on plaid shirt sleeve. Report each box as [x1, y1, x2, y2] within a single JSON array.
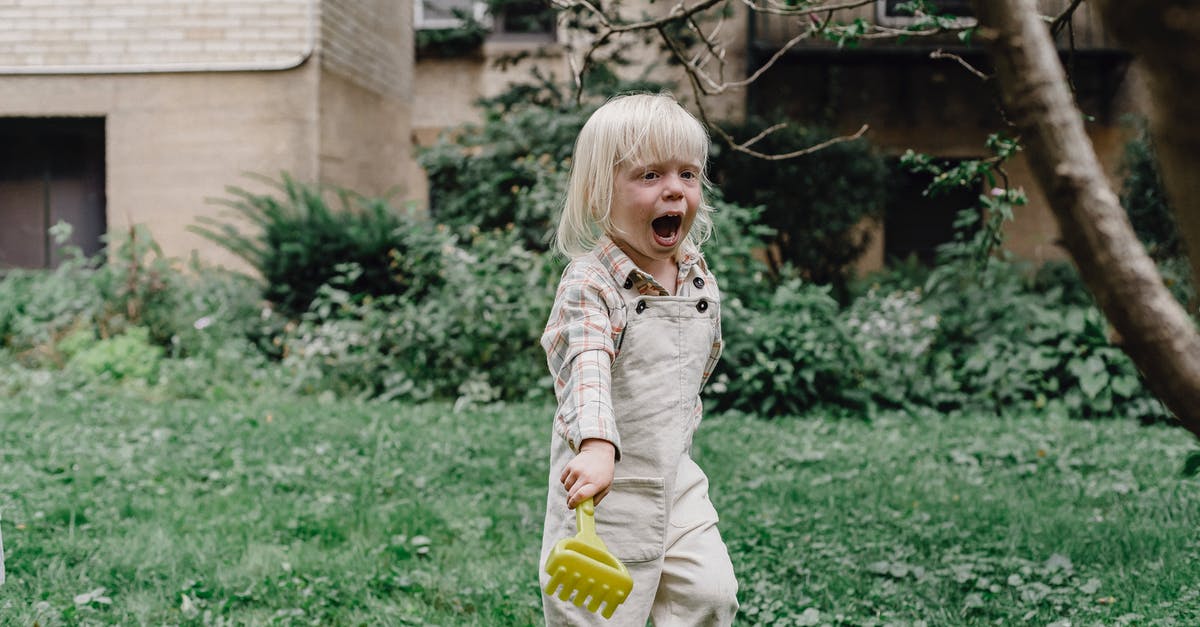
[[540, 262, 623, 460]]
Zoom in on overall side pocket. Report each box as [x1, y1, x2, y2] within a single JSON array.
[[593, 476, 666, 563]]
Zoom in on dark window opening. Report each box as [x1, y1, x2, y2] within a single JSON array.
[[0, 117, 106, 270], [490, 0, 556, 39], [884, 158, 979, 266]]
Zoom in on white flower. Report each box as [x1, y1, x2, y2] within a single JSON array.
[[193, 316, 213, 330]]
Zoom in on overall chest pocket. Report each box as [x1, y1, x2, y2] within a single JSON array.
[[589, 477, 666, 563]]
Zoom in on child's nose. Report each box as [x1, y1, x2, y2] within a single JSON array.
[[662, 174, 684, 198]]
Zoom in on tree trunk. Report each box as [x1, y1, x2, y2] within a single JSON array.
[[969, 0, 1200, 438]]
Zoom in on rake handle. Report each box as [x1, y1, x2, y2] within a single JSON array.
[[575, 497, 598, 540]]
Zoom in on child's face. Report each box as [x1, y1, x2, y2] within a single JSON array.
[[609, 158, 701, 269]]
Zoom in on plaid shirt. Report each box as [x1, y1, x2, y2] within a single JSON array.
[[541, 236, 723, 460]]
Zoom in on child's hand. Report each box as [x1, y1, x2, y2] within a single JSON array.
[[560, 439, 616, 509]]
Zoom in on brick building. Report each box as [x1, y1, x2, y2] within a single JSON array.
[[0, 1, 1146, 273], [0, 0, 413, 270]]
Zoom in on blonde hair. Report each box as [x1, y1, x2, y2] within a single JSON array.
[[554, 93, 714, 258]]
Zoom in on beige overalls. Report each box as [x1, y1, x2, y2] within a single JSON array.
[[540, 263, 739, 626]]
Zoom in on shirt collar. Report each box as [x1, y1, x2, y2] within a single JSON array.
[[594, 235, 702, 295]]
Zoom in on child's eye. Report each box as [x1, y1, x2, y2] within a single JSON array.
[[641, 171, 659, 181], [680, 171, 698, 180]]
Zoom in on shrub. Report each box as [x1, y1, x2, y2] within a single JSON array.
[[0, 222, 283, 399], [703, 196, 778, 309], [67, 326, 162, 383], [844, 286, 940, 409], [1120, 119, 1180, 261], [714, 278, 868, 416], [192, 174, 446, 318], [707, 117, 889, 289], [279, 227, 563, 404], [854, 258, 1171, 420], [416, 76, 676, 251], [417, 103, 590, 250]]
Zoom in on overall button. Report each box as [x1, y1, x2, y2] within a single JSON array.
[[693, 277, 705, 289], [696, 299, 708, 313], [624, 278, 634, 290], [636, 300, 647, 314]]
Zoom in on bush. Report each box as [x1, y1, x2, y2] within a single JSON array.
[[279, 227, 563, 404], [193, 174, 446, 318], [858, 259, 1166, 419], [714, 278, 868, 416], [1120, 119, 1180, 261], [416, 76, 677, 251], [417, 103, 590, 250], [708, 117, 889, 289], [844, 285, 940, 409], [703, 196, 778, 309], [67, 326, 162, 383], [0, 223, 284, 400]]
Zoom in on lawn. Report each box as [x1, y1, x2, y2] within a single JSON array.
[[2, 392, 1199, 625]]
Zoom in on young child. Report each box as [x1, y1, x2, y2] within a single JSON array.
[[539, 93, 739, 626]]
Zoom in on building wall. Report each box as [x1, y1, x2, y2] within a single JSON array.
[[0, 70, 321, 271], [751, 49, 1144, 274], [0, 0, 312, 71], [318, 0, 414, 199], [0, 0, 416, 269], [411, 38, 570, 211]]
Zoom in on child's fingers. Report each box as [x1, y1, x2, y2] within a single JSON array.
[[567, 482, 598, 509]]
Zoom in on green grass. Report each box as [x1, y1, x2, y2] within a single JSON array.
[[2, 394, 1199, 625]]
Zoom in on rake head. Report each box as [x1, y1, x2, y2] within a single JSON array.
[[543, 498, 633, 619]]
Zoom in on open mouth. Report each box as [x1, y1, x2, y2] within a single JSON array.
[[651, 215, 682, 247]]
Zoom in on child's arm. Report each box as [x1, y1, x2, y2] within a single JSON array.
[[542, 264, 623, 508], [560, 438, 616, 509]]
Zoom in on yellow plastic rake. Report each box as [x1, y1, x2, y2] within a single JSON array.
[[543, 497, 634, 619]]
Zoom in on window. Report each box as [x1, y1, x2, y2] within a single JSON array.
[[490, 0, 556, 38], [415, 0, 555, 38], [883, 159, 978, 266], [876, 0, 975, 28], [415, 0, 490, 30], [0, 118, 106, 269]]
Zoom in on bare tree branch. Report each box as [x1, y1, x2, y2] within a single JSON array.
[[930, 48, 992, 80], [1050, 0, 1087, 37]]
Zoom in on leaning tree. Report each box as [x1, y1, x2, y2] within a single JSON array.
[[548, 0, 1200, 437]]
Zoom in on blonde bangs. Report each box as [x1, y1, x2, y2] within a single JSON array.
[[555, 93, 715, 259]]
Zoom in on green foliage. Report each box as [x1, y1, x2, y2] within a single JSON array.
[[0, 222, 285, 400], [417, 76, 675, 252], [192, 174, 445, 318], [703, 196, 777, 307], [1119, 119, 1180, 261], [415, 19, 487, 59], [279, 227, 563, 404], [715, 278, 867, 416], [708, 117, 889, 288], [417, 102, 591, 250], [66, 326, 162, 383], [844, 285, 940, 408], [901, 134, 1026, 270], [851, 258, 1163, 420], [0, 242, 102, 365]]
